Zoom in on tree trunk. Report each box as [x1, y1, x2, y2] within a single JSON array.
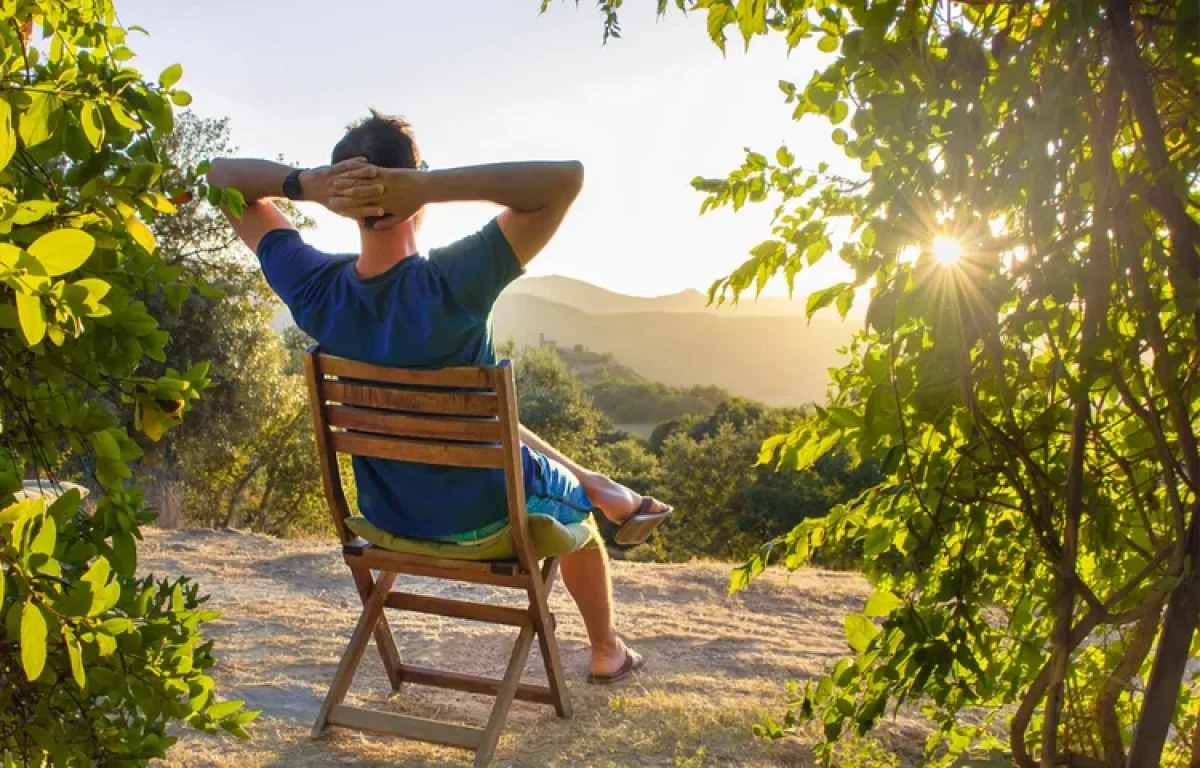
[[1126, 515, 1200, 767], [1095, 598, 1162, 767]]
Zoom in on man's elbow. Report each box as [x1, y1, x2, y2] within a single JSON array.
[[561, 160, 584, 201], [206, 158, 234, 189]]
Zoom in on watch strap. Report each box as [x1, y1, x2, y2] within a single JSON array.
[[282, 168, 305, 201]]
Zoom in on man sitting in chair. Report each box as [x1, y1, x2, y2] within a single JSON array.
[[208, 112, 672, 684]]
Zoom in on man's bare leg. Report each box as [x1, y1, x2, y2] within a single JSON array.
[[519, 425, 648, 676], [558, 544, 640, 676], [519, 425, 669, 524]]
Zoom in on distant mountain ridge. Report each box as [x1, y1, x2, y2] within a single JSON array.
[[493, 283, 856, 406], [507, 275, 815, 317]]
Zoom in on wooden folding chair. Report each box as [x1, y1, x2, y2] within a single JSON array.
[[302, 345, 572, 766]]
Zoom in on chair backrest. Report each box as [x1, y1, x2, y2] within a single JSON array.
[[302, 345, 536, 568]]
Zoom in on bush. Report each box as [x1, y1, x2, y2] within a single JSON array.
[[0, 4, 253, 763]]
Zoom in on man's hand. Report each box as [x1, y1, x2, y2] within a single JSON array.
[[330, 165, 427, 227], [302, 158, 388, 220]]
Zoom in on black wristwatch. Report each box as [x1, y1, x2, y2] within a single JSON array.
[[282, 168, 306, 201]]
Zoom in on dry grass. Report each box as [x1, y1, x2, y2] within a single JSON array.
[[140, 528, 927, 767]]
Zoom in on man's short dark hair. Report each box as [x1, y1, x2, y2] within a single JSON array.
[[332, 110, 420, 228], [331, 109, 420, 169]]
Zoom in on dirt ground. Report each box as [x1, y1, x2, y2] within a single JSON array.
[[141, 528, 928, 767]]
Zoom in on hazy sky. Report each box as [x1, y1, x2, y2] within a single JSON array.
[[116, 0, 856, 299]]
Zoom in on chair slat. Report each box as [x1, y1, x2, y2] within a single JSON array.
[[327, 704, 483, 749], [321, 354, 497, 389], [385, 591, 528, 625], [396, 665, 556, 706], [326, 405, 502, 442], [343, 545, 532, 588], [323, 381, 499, 417], [329, 432, 505, 469]]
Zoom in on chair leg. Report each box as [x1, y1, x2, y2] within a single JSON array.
[[534, 558, 572, 718], [474, 621, 537, 766], [350, 565, 404, 691], [312, 571, 398, 738]]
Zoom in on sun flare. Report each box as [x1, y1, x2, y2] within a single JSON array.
[[932, 236, 963, 267]]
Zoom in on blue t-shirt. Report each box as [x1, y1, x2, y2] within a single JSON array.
[[256, 219, 522, 538]]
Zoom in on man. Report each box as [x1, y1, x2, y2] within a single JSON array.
[[208, 112, 672, 683]]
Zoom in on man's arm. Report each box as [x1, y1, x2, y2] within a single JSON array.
[[208, 157, 382, 252], [346, 161, 584, 265]]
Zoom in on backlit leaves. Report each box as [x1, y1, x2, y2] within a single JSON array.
[[28, 230, 95, 276], [20, 600, 48, 681], [0, 1, 252, 762], [581, 0, 1200, 763]]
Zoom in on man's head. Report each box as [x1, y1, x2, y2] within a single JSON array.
[[332, 110, 421, 229]]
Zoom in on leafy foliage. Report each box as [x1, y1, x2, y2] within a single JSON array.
[[0, 3, 253, 763], [573, 0, 1200, 765], [140, 113, 326, 536]]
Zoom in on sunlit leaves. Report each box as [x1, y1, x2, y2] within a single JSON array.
[[80, 102, 105, 150], [844, 614, 879, 653], [158, 62, 183, 89], [15, 292, 45, 346], [28, 230, 94, 276], [19, 92, 63, 148], [0, 101, 14, 172], [577, 0, 1200, 762], [0, 1, 249, 761], [20, 600, 48, 680]]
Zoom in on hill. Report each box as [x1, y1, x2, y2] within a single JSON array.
[[507, 275, 823, 317], [143, 527, 929, 767], [493, 293, 854, 406]]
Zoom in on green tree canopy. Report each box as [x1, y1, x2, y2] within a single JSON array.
[[568, 0, 1200, 765], [1, 3, 254, 762]]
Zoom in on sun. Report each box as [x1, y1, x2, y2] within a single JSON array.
[[932, 236, 963, 267]]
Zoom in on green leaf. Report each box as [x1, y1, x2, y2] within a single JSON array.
[[30, 513, 56, 557], [864, 590, 904, 617], [63, 626, 85, 689], [81, 555, 111, 590], [126, 216, 156, 253], [13, 201, 57, 226], [28, 229, 95, 277], [158, 62, 183, 89], [832, 128, 848, 145], [0, 100, 14, 172], [80, 102, 105, 150], [171, 90, 193, 107], [817, 35, 839, 53], [15, 292, 46, 347], [806, 283, 851, 318], [845, 614, 879, 654], [206, 699, 245, 719], [830, 101, 849, 125], [110, 528, 136, 576], [20, 600, 48, 681], [19, 92, 62, 148]]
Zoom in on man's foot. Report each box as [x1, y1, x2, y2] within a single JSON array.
[[580, 472, 670, 525], [587, 638, 643, 684]]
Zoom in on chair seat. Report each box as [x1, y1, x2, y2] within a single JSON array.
[[343, 514, 599, 562]]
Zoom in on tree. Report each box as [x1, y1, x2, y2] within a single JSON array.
[[134, 111, 325, 536], [573, 0, 1200, 765], [0, 3, 254, 763], [514, 344, 614, 471]]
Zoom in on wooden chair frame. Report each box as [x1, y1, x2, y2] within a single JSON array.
[[302, 345, 571, 766]]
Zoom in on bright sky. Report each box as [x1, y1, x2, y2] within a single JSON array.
[[116, 0, 856, 299]]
